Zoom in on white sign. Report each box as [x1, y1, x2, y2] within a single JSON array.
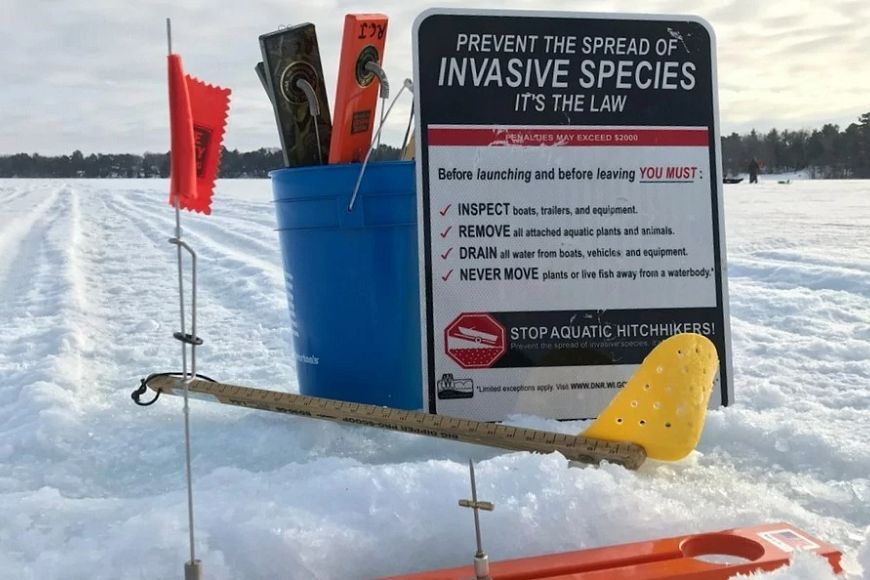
[[413, 9, 732, 421]]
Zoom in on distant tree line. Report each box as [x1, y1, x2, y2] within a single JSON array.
[[0, 145, 402, 179], [1, 114, 868, 178], [722, 112, 870, 178]]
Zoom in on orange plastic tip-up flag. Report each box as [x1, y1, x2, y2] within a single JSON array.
[[167, 53, 231, 215]]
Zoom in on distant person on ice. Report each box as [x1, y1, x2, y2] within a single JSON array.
[[748, 158, 760, 184]]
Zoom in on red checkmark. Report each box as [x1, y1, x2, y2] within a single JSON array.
[[440, 226, 452, 238], [442, 269, 454, 281], [439, 203, 452, 216], [440, 247, 453, 259]]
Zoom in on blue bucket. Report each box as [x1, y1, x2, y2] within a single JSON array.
[[271, 161, 422, 409]]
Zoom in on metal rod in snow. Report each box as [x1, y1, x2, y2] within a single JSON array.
[[459, 459, 493, 580], [167, 16, 201, 578], [175, 200, 197, 565], [468, 459, 484, 556]]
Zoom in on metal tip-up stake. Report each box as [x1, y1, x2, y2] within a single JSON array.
[[459, 459, 494, 580]]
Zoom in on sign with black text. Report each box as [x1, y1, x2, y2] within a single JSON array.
[[413, 9, 732, 421]]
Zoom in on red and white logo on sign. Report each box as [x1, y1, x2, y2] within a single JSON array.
[[445, 313, 507, 369]]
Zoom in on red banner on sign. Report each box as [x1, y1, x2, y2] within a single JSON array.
[[427, 127, 709, 147]]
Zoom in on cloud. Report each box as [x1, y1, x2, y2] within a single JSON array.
[[1, 0, 868, 154]]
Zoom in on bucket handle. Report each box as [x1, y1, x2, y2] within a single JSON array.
[[348, 78, 414, 213]]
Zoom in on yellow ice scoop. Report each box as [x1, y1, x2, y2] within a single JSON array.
[[582, 333, 719, 461]]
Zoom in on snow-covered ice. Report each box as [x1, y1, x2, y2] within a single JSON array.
[[0, 178, 867, 579]]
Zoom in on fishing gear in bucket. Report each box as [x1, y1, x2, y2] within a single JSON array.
[[258, 23, 333, 168]]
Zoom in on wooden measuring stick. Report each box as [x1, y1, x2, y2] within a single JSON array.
[[146, 375, 646, 469]]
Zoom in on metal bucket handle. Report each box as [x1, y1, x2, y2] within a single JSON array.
[[348, 78, 414, 213]]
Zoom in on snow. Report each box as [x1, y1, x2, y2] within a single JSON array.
[[0, 178, 868, 579]]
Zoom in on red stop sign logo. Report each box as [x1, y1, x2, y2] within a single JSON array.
[[445, 313, 507, 369]]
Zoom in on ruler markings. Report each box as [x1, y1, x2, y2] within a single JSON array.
[[147, 376, 646, 469]]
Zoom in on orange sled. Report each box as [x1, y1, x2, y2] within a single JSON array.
[[382, 523, 842, 579]]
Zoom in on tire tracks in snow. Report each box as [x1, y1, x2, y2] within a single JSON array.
[[0, 183, 68, 391], [0, 181, 39, 206], [78, 186, 306, 494], [729, 255, 870, 298], [0, 182, 64, 302], [123, 187, 283, 254], [100, 192, 291, 344], [0, 183, 102, 469]]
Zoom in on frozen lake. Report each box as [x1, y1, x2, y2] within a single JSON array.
[[0, 178, 867, 579]]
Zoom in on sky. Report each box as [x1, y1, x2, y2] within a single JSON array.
[[1, 0, 869, 156]]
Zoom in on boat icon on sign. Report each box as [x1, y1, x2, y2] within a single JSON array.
[[444, 313, 507, 369], [450, 326, 499, 346]]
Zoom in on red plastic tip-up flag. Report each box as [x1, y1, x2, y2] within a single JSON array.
[[168, 53, 231, 215]]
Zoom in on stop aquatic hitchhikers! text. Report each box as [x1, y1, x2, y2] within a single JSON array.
[[437, 33, 696, 113]]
